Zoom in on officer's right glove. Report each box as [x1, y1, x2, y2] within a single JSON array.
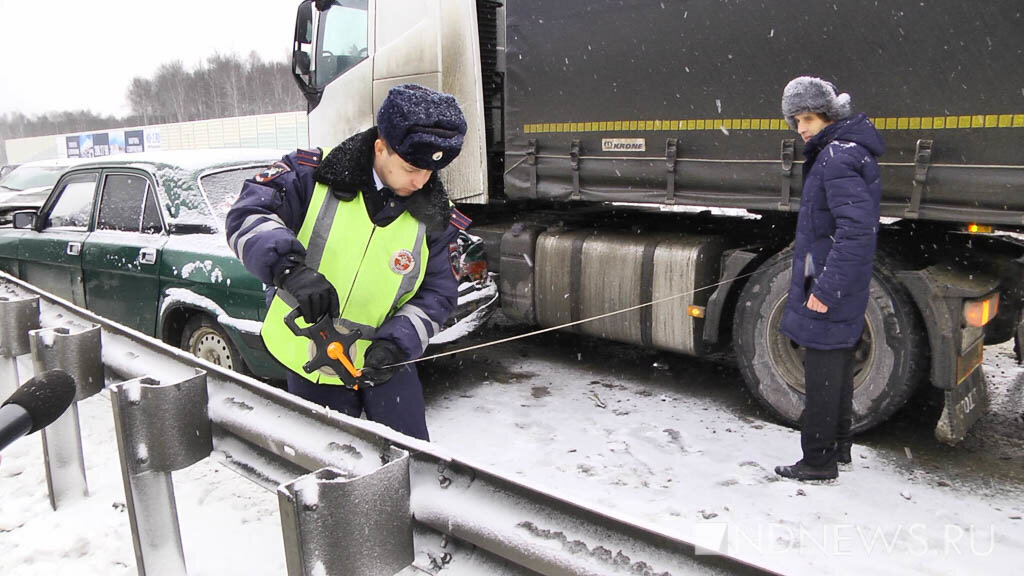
[[276, 263, 339, 324]]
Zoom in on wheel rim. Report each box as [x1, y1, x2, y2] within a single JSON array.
[[765, 295, 875, 394], [189, 327, 235, 370]]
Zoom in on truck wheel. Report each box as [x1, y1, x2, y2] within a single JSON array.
[[181, 314, 249, 375], [733, 250, 926, 433]]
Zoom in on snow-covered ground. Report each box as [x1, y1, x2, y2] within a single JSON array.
[[425, 333, 1024, 575], [2, 330, 1022, 575]]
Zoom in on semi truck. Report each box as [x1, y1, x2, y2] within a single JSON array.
[[288, 0, 1024, 443]]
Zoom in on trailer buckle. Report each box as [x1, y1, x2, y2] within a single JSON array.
[[906, 139, 933, 219], [779, 139, 795, 210]]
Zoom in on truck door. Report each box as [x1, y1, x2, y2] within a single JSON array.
[[306, 0, 375, 146], [81, 171, 167, 335], [17, 171, 99, 304], [297, 0, 488, 203]]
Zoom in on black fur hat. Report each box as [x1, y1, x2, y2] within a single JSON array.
[[377, 84, 467, 171], [781, 76, 853, 130]]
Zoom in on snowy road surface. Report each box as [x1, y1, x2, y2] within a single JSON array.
[[2, 315, 1022, 575]]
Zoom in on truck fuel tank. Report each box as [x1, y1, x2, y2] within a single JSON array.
[[504, 228, 724, 356]]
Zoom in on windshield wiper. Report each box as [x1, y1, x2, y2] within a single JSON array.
[[0, 185, 21, 192], [168, 222, 218, 234]]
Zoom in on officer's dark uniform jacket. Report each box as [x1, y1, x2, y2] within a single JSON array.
[[225, 127, 466, 375], [780, 113, 885, 350]]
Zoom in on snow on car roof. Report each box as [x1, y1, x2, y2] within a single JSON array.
[[67, 148, 289, 171], [9, 157, 94, 169]]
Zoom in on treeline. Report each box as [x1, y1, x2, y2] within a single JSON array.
[[127, 53, 304, 125], [1, 52, 303, 162]]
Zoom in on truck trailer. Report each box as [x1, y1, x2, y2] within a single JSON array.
[[289, 0, 1024, 443]]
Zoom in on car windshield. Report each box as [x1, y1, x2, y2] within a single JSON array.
[[0, 165, 66, 192], [199, 166, 266, 222]]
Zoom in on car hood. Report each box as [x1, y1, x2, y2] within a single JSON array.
[[0, 185, 52, 206]]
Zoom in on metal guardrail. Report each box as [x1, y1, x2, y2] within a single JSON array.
[[1, 271, 779, 576]]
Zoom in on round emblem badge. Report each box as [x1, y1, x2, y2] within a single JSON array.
[[432, 150, 443, 161], [390, 249, 415, 275]]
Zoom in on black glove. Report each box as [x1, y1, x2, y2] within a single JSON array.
[[276, 263, 339, 324], [361, 340, 404, 386]]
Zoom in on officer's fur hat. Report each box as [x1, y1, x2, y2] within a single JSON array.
[[377, 84, 467, 171], [781, 76, 852, 130]]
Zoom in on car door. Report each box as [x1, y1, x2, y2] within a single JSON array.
[[16, 171, 99, 304], [81, 170, 167, 335]]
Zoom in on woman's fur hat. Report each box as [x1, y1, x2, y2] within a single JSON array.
[[782, 76, 852, 130]]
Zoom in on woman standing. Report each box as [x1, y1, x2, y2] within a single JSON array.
[[775, 76, 886, 481]]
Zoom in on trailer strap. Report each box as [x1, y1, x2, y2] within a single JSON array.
[[779, 139, 795, 210], [570, 139, 582, 200], [906, 139, 933, 219], [526, 139, 539, 200], [665, 138, 678, 205]]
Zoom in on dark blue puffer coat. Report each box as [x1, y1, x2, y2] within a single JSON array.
[[779, 113, 885, 350]]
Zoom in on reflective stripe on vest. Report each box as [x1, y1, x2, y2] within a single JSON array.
[[261, 176, 428, 386]]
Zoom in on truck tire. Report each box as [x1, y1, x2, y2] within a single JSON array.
[[181, 314, 250, 375], [733, 250, 926, 433]]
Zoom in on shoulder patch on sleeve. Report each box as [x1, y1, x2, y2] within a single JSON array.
[[296, 148, 322, 168], [449, 207, 472, 230], [254, 161, 291, 183]]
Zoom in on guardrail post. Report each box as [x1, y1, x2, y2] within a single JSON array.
[[30, 325, 104, 510], [278, 447, 413, 576], [110, 369, 213, 576], [0, 295, 40, 396]]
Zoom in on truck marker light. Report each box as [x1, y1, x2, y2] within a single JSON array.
[[966, 223, 993, 234], [687, 305, 705, 318], [964, 293, 999, 327]]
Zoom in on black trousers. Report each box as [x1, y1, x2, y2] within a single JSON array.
[[286, 365, 430, 441], [800, 347, 855, 466]]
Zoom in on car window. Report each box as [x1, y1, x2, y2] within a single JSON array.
[[97, 173, 153, 233], [199, 166, 266, 222], [46, 173, 98, 230], [142, 188, 163, 234]]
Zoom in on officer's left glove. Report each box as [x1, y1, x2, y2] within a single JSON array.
[[361, 340, 405, 386]]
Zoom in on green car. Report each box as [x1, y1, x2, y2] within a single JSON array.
[[0, 150, 497, 379]]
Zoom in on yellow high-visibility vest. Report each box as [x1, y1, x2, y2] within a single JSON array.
[[261, 174, 427, 385]]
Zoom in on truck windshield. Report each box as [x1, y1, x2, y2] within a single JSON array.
[[316, 1, 368, 88]]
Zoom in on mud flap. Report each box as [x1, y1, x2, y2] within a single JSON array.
[[1015, 319, 1024, 364], [934, 365, 989, 445]]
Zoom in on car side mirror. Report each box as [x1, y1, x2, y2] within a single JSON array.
[[12, 210, 37, 230]]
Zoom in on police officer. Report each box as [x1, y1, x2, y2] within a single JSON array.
[[225, 84, 471, 440]]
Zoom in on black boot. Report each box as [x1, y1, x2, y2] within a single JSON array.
[[837, 442, 852, 465], [775, 460, 838, 481]]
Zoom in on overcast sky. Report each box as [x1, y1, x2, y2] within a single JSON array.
[[0, 0, 299, 118]]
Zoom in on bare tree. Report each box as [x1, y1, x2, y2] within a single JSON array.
[[1, 52, 304, 161]]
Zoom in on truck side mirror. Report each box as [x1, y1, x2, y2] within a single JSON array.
[[295, 0, 313, 44], [12, 210, 37, 230], [293, 0, 315, 93], [294, 50, 311, 76]]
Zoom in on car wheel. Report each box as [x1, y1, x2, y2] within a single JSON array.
[[181, 314, 249, 375], [733, 249, 927, 433]]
